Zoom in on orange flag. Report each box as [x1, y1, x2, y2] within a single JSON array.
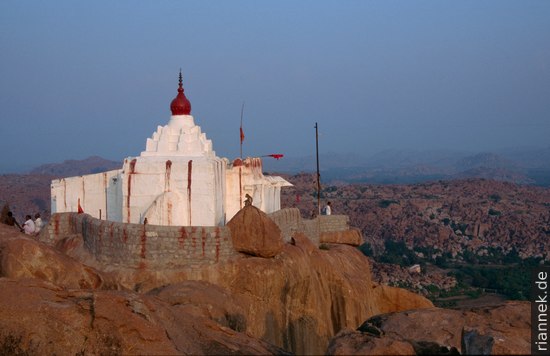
[[240, 126, 245, 143]]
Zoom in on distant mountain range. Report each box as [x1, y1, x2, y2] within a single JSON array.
[[263, 147, 550, 186], [29, 156, 121, 178], [21, 146, 550, 186]]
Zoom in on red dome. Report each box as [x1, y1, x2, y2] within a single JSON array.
[[170, 71, 191, 115]]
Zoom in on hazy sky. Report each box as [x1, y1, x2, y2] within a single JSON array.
[[1, 1, 549, 172]]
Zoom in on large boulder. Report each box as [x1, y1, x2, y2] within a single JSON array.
[[0, 233, 108, 290], [227, 205, 284, 257], [326, 301, 530, 355], [372, 284, 434, 313]]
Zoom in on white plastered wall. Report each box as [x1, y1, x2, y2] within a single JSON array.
[[51, 169, 122, 220], [121, 156, 226, 226]]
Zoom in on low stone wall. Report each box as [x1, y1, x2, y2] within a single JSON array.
[[41, 213, 237, 269], [39, 209, 353, 269], [267, 208, 305, 241], [318, 215, 350, 233], [269, 209, 351, 246]]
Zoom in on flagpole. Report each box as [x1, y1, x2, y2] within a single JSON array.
[[315, 122, 321, 215], [239, 102, 245, 209], [240, 102, 245, 159]]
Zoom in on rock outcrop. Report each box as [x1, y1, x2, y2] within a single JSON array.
[[0, 278, 289, 355], [371, 284, 435, 314], [0, 233, 109, 290], [227, 205, 284, 257], [327, 301, 530, 355], [0, 217, 435, 355]]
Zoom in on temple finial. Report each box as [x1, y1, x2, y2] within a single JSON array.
[[170, 69, 191, 115]]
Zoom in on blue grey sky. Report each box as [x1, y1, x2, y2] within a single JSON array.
[[1, 1, 549, 172]]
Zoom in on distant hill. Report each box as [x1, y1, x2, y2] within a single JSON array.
[[0, 174, 53, 222], [2, 156, 121, 222], [29, 156, 121, 178], [264, 147, 550, 186]]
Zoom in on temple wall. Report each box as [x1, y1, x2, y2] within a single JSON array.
[[51, 170, 122, 220], [41, 213, 237, 269], [121, 157, 226, 226], [51, 157, 289, 227], [40, 208, 350, 269]]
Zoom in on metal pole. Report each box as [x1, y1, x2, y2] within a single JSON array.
[[240, 102, 245, 159], [315, 122, 321, 215]]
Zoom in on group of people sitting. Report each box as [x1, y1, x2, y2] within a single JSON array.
[[2, 211, 44, 236]]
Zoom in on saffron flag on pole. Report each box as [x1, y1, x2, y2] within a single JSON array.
[[240, 126, 245, 143], [262, 154, 284, 160]]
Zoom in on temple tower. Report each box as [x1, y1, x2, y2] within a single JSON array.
[[122, 71, 226, 226], [51, 71, 291, 226]]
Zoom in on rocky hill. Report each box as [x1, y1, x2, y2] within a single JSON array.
[[29, 155, 120, 177], [1, 207, 531, 355], [0, 209, 434, 355], [0, 174, 53, 222], [281, 174, 550, 262]]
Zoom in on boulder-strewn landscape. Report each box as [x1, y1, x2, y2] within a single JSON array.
[[1, 208, 533, 355], [0, 160, 544, 354], [282, 174, 550, 261]]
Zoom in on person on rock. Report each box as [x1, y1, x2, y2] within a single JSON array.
[[22, 215, 35, 235], [4, 211, 22, 230], [34, 213, 44, 235]]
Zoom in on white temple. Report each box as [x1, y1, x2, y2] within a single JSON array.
[[51, 72, 292, 226]]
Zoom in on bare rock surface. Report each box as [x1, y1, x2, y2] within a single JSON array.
[[371, 284, 435, 314], [209, 236, 433, 355], [0, 232, 108, 290], [327, 301, 530, 355], [227, 205, 284, 257], [147, 280, 248, 332], [326, 328, 415, 355], [320, 228, 362, 246], [0, 278, 288, 355]]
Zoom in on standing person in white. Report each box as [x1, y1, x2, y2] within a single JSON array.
[[322, 201, 332, 215], [34, 213, 43, 235]]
